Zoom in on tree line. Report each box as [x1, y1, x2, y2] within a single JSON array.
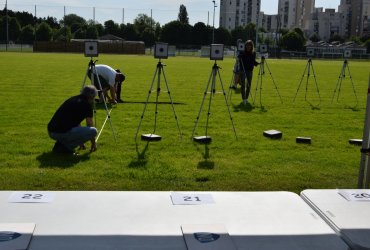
[[1, 5, 369, 52]]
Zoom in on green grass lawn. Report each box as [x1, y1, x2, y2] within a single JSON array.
[[0, 52, 369, 193]]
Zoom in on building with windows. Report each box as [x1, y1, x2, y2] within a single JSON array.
[[350, 0, 370, 37], [219, 0, 261, 31], [278, 0, 315, 30], [308, 8, 343, 41]]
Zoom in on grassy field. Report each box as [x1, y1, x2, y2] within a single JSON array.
[[0, 52, 369, 193]]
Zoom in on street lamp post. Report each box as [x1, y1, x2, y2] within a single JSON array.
[[212, 0, 217, 43], [6, 0, 9, 51]]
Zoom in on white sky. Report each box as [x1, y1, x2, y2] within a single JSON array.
[[3, 0, 341, 26]]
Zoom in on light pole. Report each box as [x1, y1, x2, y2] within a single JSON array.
[[5, 0, 9, 51], [212, 0, 217, 43]]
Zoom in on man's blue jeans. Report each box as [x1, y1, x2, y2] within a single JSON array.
[[49, 126, 97, 151]]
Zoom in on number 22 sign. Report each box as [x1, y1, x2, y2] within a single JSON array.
[[8, 191, 55, 203]]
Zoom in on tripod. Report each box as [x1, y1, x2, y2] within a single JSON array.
[[192, 61, 237, 142], [293, 58, 321, 106], [253, 56, 283, 106], [81, 58, 117, 142], [332, 60, 358, 105], [227, 55, 254, 103], [135, 59, 182, 141]]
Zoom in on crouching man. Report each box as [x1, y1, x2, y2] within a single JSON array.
[[48, 85, 98, 155]]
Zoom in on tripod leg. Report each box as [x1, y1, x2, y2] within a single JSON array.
[[96, 108, 112, 142], [346, 64, 358, 106], [162, 66, 182, 138], [192, 68, 214, 138], [310, 62, 321, 105], [92, 65, 117, 142], [135, 65, 159, 140], [332, 64, 345, 103], [81, 63, 90, 90], [227, 67, 236, 103], [253, 66, 262, 105], [265, 61, 283, 103], [205, 69, 217, 137], [293, 62, 309, 102], [152, 66, 161, 135], [217, 67, 237, 139]]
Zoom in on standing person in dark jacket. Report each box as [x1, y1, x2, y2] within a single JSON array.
[[238, 40, 259, 105], [47, 85, 98, 155]]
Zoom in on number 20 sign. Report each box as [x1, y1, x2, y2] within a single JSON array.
[[339, 190, 370, 202], [8, 191, 55, 203]]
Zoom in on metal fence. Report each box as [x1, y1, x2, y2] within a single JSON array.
[[2, 3, 214, 27], [1, 43, 369, 60]]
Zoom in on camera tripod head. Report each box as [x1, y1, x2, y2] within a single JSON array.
[[89, 59, 98, 66]]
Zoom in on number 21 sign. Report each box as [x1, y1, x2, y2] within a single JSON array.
[[171, 192, 215, 205]]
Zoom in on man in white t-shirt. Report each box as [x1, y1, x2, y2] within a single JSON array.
[[89, 64, 125, 104]]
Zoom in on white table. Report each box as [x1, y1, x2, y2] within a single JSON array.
[[0, 191, 348, 250], [301, 189, 370, 250]]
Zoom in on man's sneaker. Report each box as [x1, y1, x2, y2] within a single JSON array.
[[117, 99, 124, 103], [52, 141, 75, 155]]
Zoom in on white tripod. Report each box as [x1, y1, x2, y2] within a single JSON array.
[[81, 58, 117, 142]]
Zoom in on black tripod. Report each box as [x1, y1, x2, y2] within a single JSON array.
[[227, 55, 254, 103], [192, 61, 237, 143], [135, 59, 182, 141], [253, 56, 283, 106], [81, 58, 117, 142], [293, 58, 321, 106], [332, 60, 358, 105]]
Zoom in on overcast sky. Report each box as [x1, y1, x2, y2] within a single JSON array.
[[3, 0, 341, 26]]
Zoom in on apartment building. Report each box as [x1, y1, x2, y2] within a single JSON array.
[[278, 0, 315, 30], [351, 0, 370, 36], [219, 0, 261, 31], [308, 8, 343, 41]]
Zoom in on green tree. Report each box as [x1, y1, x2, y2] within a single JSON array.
[[19, 24, 34, 43], [215, 27, 231, 45], [192, 22, 211, 45], [0, 17, 6, 41], [54, 26, 72, 41], [309, 32, 320, 42], [281, 31, 305, 51], [73, 28, 86, 39], [86, 24, 99, 39], [178, 4, 189, 25], [161, 20, 191, 46], [364, 39, 370, 53], [35, 22, 52, 41], [245, 23, 256, 41], [61, 14, 86, 28], [104, 20, 120, 36], [8, 17, 21, 42], [231, 26, 248, 44], [120, 23, 138, 41], [134, 14, 158, 33]]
